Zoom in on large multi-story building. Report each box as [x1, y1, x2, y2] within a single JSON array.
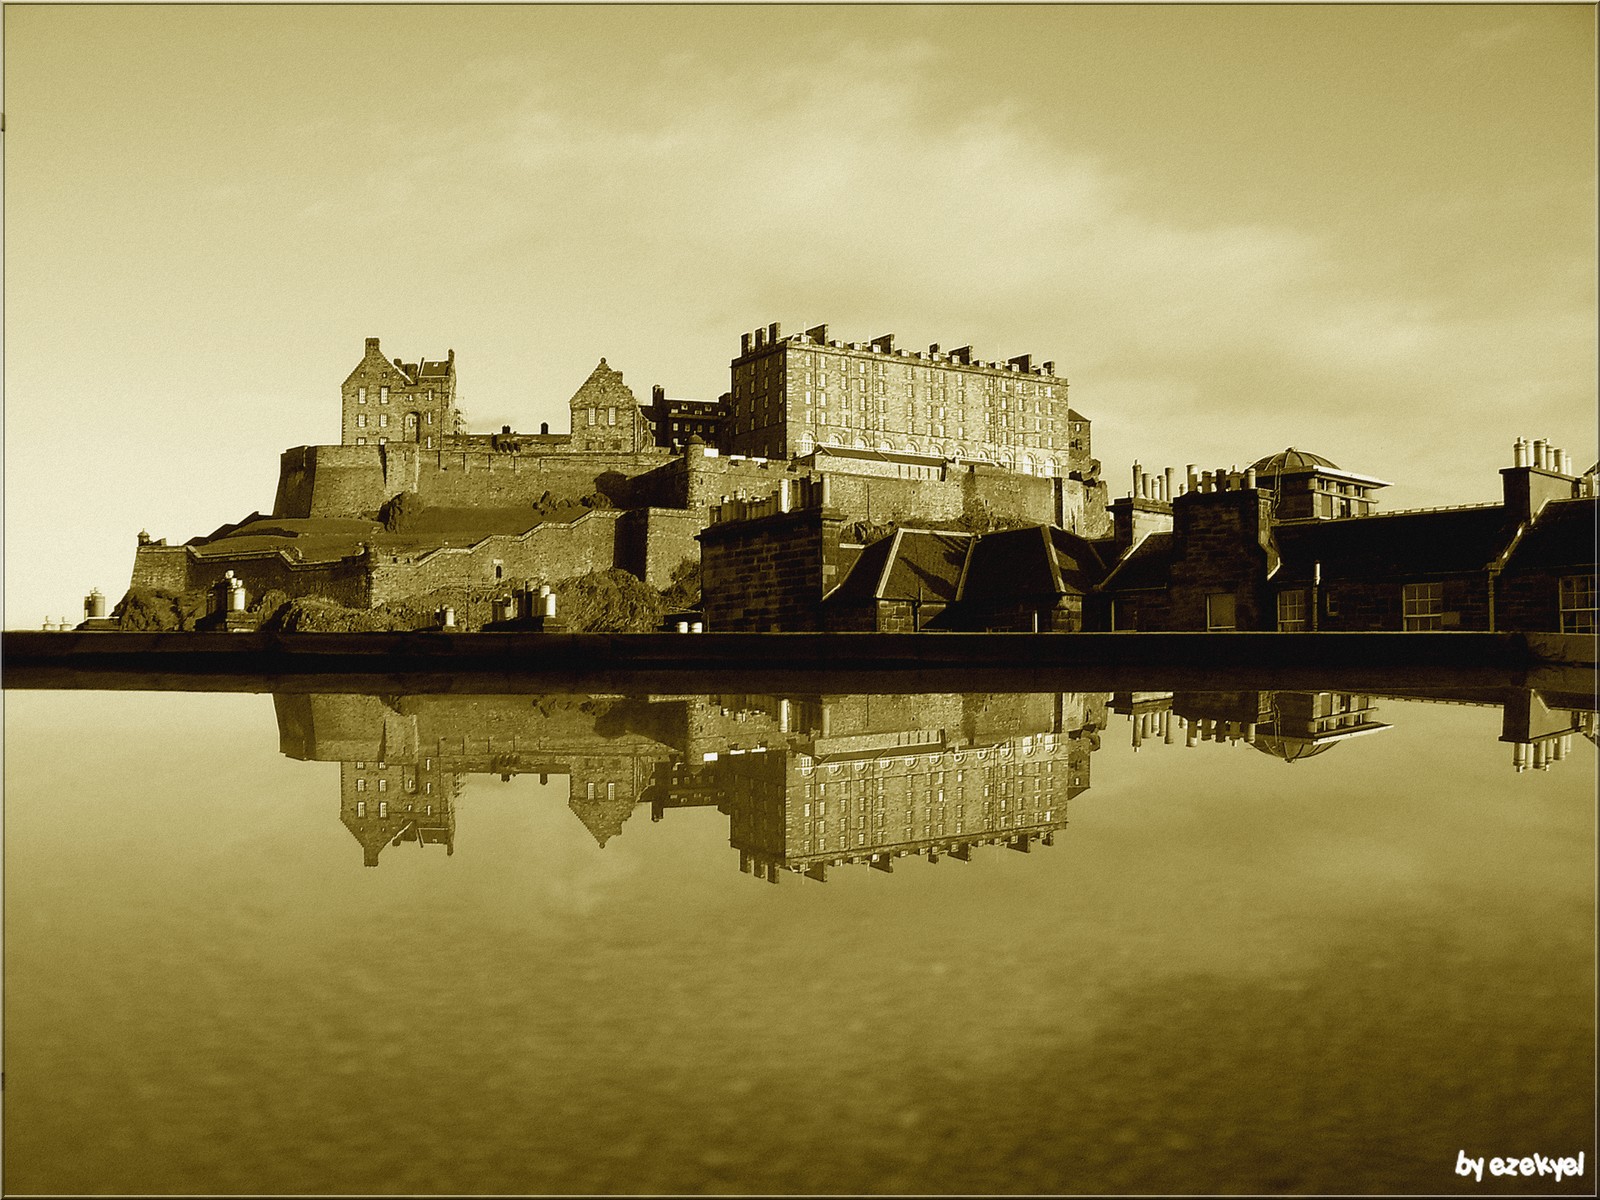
[[723, 322, 1093, 479], [340, 337, 459, 448]]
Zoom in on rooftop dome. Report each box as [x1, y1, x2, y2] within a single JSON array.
[[1250, 447, 1341, 475]]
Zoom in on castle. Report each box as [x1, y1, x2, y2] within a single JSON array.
[[127, 323, 1112, 621], [120, 321, 1595, 635]]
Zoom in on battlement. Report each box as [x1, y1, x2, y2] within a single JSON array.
[[736, 321, 1062, 379]]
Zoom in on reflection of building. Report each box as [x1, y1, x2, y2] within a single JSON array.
[[1111, 691, 1390, 762], [706, 692, 1105, 883], [274, 693, 681, 865], [1499, 689, 1595, 774]]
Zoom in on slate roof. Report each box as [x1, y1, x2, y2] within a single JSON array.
[[825, 530, 973, 604], [418, 359, 452, 378], [1273, 505, 1517, 583], [1099, 532, 1176, 593], [958, 526, 1108, 603], [1503, 498, 1598, 572]]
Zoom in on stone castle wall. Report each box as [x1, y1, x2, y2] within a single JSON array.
[[366, 511, 625, 606], [130, 541, 371, 607]]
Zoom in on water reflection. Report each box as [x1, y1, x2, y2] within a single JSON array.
[[275, 684, 1597, 874]]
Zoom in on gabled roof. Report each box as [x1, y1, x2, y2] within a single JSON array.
[[1503, 497, 1598, 573], [1273, 505, 1516, 582]]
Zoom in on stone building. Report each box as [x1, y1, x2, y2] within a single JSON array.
[[648, 386, 727, 451], [1096, 441, 1598, 632], [724, 321, 1093, 482], [341, 337, 459, 448]]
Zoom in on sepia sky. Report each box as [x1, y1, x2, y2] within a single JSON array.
[[3, 3, 1595, 628]]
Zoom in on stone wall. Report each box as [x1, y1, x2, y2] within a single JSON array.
[[699, 505, 847, 631], [615, 507, 704, 588], [366, 511, 624, 606], [273, 445, 390, 518], [130, 541, 371, 607], [1166, 490, 1278, 631]]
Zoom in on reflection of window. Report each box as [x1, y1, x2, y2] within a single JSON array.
[[1559, 575, 1596, 633], [1403, 582, 1443, 630], [1278, 589, 1308, 631], [356, 414, 366, 428], [1206, 593, 1237, 631]]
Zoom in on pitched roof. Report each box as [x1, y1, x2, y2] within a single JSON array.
[[417, 359, 452, 378], [825, 529, 972, 604], [1100, 532, 1176, 593], [958, 526, 1108, 603], [1503, 498, 1598, 572], [1273, 505, 1516, 582]]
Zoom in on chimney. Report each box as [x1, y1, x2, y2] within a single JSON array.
[[741, 332, 753, 356], [806, 323, 829, 344], [871, 333, 895, 354], [365, 337, 381, 354], [754, 327, 766, 350], [767, 321, 781, 344], [1008, 354, 1033, 373], [1513, 437, 1529, 468], [652, 384, 665, 404], [1041, 361, 1055, 375], [1501, 447, 1574, 523]]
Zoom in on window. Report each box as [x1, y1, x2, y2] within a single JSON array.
[[378, 437, 386, 445], [1402, 582, 1443, 630], [380, 386, 389, 404], [379, 413, 388, 428], [358, 387, 367, 404], [377, 779, 388, 792], [357, 437, 367, 445], [587, 406, 596, 426], [356, 414, 367, 428], [356, 800, 366, 816], [1206, 593, 1238, 631], [426, 411, 433, 424], [1277, 589, 1308, 631], [378, 800, 388, 817], [607, 406, 616, 426], [356, 779, 367, 792], [1559, 575, 1596, 633]]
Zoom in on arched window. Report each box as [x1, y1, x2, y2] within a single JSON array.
[[797, 432, 815, 455]]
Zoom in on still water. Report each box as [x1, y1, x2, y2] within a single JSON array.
[[4, 682, 1595, 1195]]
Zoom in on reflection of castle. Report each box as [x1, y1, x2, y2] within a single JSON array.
[[275, 691, 1104, 877], [1112, 691, 1390, 762], [274, 684, 1594, 869], [709, 692, 1104, 883]]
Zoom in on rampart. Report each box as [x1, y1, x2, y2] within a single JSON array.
[[129, 541, 371, 606], [272, 442, 675, 520], [366, 510, 625, 605]]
